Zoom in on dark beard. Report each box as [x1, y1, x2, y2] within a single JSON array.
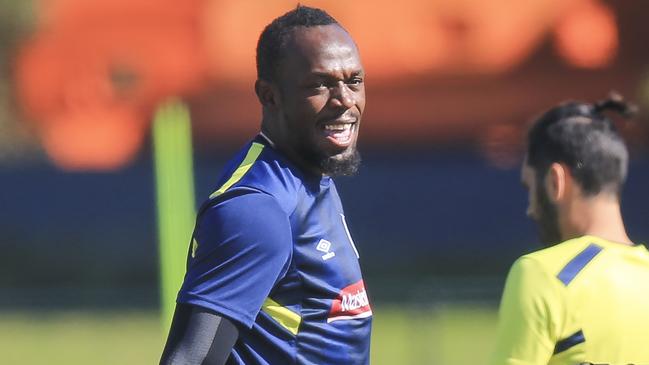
[[297, 141, 362, 177], [536, 182, 562, 247], [319, 149, 361, 176]]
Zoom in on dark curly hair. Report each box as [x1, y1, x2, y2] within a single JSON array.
[[256, 5, 339, 82], [527, 92, 637, 196]]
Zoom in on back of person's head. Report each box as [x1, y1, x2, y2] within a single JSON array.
[[256, 5, 339, 82], [527, 92, 637, 197]]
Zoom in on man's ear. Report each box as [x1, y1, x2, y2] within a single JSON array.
[[545, 162, 570, 202], [255, 79, 278, 109]]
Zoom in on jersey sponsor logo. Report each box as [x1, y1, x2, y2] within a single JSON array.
[[316, 239, 336, 261], [328, 280, 372, 323]]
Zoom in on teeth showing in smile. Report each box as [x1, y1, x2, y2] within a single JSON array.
[[323, 123, 354, 145], [324, 124, 352, 131]]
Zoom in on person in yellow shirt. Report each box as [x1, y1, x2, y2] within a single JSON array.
[[490, 93, 649, 365]]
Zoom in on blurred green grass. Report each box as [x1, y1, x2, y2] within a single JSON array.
[[0, 311, 164, 364], [0, 305, 497, 364], [371, 305, 497, 364]]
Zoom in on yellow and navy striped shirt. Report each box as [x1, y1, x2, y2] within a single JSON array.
[[490, 235, 649, 365]]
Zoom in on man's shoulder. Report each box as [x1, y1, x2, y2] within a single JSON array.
[[194, 191, 294, 253], [208, 138, 306, 212], [518, 236, 601, 283], [247, 143, 306, 193], [523, 236, 592, 261]]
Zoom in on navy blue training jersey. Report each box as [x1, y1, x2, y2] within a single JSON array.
[[177, 134, 372, 365]]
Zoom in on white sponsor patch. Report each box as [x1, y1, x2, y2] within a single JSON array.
[[328, 280, 373, 323]]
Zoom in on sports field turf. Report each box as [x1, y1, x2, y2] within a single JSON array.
[[0, 305, 497, 364]]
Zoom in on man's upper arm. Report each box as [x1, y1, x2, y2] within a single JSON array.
[[489, 257, 564, 365], [177, 191, 293, 329]]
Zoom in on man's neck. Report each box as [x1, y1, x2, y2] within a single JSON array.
[[258, 131, 276, 148], [259, 125, 324, 178], [561, 195, 632, 245]]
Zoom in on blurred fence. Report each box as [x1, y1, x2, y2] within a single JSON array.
[[2, 147, 647, 309]]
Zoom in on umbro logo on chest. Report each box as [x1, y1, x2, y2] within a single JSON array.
[[316, 239, 336, 261], [314, 215, 361, 261]]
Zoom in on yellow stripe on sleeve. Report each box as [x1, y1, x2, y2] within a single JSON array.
[[209, 142, 265, 199], [261, 297, 301, 336]]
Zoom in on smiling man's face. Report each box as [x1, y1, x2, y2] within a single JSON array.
[[271, 24, 365, 176]]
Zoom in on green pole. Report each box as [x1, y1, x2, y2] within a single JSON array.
[[152, 99, 196, 331]]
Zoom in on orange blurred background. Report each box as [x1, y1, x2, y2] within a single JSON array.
[[12, 0, 648, 170]]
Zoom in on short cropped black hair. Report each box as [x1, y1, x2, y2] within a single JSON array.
[[256, 5, 339, 82], [527, 93, 636, 196]]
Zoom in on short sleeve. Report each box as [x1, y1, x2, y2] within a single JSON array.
[[177, 191, 292, 329], [489, 257, 565, 365]]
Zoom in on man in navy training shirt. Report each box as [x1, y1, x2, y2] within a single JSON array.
[[160, 5, 372, 365]]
